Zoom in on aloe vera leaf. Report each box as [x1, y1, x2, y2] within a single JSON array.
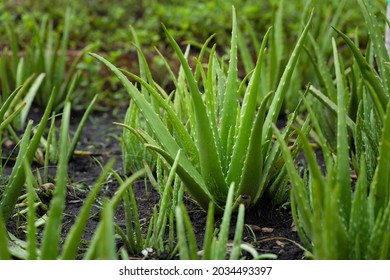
[[67, 93, 98, 160], [0, 87, 55, 221], [154, 150, 180, 241], [262, 11, 313, 146], [366, 201, 390, 259], [319, 0, 346, 54], [272, 125, 312, 237], [182, 204, 199, 260], [146, 145, 214, 210], [0, 102, 26, 131], [269, 2, 284, 91], [202, 202, 215, 260], [349, 156, 369, 259], [230, 204, 245, 260], [24, 161, 37, 260], [205, 46, 224, 168], [0, 86, 23, 121], [227, 27, 271, 187], [175, 205, 190, 260], [83, 169, 145, 259], [194, 34, 218, 81], [306, 33, 337, 101], [357, 0, 390, 93], [19, 73, 45, 129], [40, 101, 71, 259], [91, 53, 211, 199], [332, 38, 352, 224], [237, 24, 254, 74], [0, 214, 11, 260], [300, 93, 332, 171], [308, 85, 356, 133], [5, 24, 19, 74], [370, 90, 390, 216], [0, 52, 11, 100], [332, 27, 388, 113], [236, 91, 273, 202], [320, 184, 349, 259], [125, 175, 143, 251], [7, 74, 35, 118], [55, 9, 71, 100], [219, 7, 239, 158], [215, 182, 235, 259], [122, 70, 199, 166], [98, 199, 117, 260], [161, 27, 228, 201], [60, 159, 115, 260]]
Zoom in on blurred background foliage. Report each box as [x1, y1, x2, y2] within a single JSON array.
[[0, 0, 386, 108], [1, 0, 384, 50]]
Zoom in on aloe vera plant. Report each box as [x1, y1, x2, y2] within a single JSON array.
[[275, 37, 390, 259], [91, 8, 313, 211], [2, 9, 91, 110]]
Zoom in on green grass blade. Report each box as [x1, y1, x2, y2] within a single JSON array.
[[40, 101, 71, 259]]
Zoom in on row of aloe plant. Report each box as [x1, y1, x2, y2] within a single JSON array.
[[94, 0, 390, 259], [2, 0, 390, 260], [273, 0, 390, 259], [0, 5, 259, 260], [1, 8, 90, 114]]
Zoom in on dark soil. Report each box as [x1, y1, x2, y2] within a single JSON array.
[[3, 104, 306, 260]]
